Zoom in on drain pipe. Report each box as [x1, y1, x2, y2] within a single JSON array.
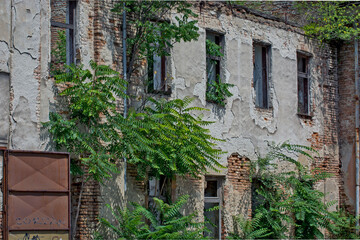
[[355, 36, 359, 232], [122, 2, 127, 192]]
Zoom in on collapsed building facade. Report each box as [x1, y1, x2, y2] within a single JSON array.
[[0, 0, 359, 239]]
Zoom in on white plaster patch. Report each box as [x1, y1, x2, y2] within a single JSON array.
[[11, 51, 39, 123], [13, 0, 41, 59], [0, 0, 11, 43], [0, 42, 10, 73], [174, 77, 186, 90], [193, 82, 206, 106]]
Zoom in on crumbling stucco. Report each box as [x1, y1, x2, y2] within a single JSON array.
[[0, 0, 51, 150], [0, 73, 10, 145], [168, 4, 340, 235]]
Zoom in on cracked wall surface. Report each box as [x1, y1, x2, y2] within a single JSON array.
[[0, 0, 51, 237], [167, 2, 340, 237], [0, 0, 345, 239], [120, 3, 341, 237], [0, 0, 51, 151]]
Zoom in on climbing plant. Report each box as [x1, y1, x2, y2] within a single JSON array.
[[206, 39, 234, 106]]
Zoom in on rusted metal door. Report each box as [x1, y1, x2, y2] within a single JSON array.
[[4, 150, 70, 240]]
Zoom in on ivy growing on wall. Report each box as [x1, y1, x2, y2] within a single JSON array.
[[206, 39, 234, 107]]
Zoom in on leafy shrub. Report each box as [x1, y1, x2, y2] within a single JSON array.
[[238, 143, 360, 239], [228, 213, 271, 240], [97, 195, 208, 239]]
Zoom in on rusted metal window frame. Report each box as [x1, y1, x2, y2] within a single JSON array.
[[296, 51, 312, 117], [3, 150, 71, 240], [253, 41, 271, 109], [50, 0, 77, 66]]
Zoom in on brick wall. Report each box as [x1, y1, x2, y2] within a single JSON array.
[[50, 0, 67, 70], [223, 154, 252, 237], [338, 41, 359, 213], [93, 0, 123, 70], [71, 174, 101, 240]]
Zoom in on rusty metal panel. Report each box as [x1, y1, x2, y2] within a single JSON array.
[[9, 231, 69, 240], [8, 193, 69, 230], [8, 152, 69, 192], [4, 150, 71, 240]]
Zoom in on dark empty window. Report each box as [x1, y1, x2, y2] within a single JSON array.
[[204, 177, 222, 239], [253, 43, 270, 108], [297, 54, 310, 115]]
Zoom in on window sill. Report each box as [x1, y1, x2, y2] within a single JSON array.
[[255, 106, 273, 112], [297, 113, 313, 119]]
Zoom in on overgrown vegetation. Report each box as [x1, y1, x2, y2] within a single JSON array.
[[297, 1, 360, 43], [229, 143, 359, 239], [96, 195, 208, 239], [205, 39, 234, 106], [45, 61, 224, 238], [227, 214, 271, 240], [112, 1, 199, 80]]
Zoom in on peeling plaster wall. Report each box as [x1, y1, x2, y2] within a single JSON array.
[[0, 0, 51, 236], [173, 17, 325, 160], [0, 0, 51, 151], [121, 4, 340, 236]]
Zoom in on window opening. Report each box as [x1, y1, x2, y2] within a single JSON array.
[[297, 53, 310, 115], [204, 177, 222, 239], [253, 43, 270, 108], [50, 0, 76, 74], [148, 175, 172, 204], [206, 31, 223, 90], [147, 27, 170, 94], [148, 53, 168, 93]]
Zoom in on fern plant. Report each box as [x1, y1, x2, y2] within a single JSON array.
[[328, 208, 360, 239], [228, 213, 271, 240], [45, 62, 225, 238], [97, 195, 208, 239], [45, 61, 127, 182], [250, 143, 340, 239], [127, 97, 225, 180]]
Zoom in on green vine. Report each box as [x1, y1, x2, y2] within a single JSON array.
[[206, 77, 234, 107], [205, 39, 233, 106]]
